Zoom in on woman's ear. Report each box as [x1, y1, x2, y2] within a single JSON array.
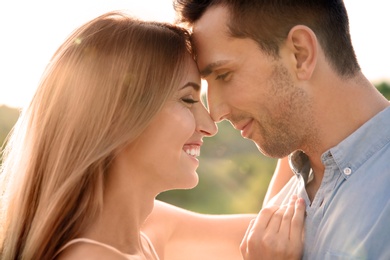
[[286, 25, 318, 80]]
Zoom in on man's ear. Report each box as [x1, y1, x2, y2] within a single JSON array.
[[285, 25, 317, 80]]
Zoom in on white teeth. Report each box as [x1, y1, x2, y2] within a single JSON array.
[[185, 147, 200, 157]]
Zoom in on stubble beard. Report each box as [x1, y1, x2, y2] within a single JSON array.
[[251, 63, 315, 158]]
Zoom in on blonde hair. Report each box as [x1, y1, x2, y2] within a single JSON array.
[[0, 11, 191, 259]]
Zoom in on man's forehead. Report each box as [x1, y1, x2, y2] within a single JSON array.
[[192, 5, 230, 36], [191, 5, 232, 69]]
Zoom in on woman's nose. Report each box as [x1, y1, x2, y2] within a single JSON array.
[[195, 103, 218, 137]]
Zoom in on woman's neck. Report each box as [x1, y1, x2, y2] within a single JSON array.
[[82, 166, 157, 255]]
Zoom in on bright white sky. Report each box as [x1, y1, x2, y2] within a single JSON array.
[[0, 0, 389, 108]]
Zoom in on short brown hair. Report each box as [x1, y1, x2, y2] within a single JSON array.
[[175, 0, 360, 77]]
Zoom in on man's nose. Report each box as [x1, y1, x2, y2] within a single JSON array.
[[207, 85, 229, 123]]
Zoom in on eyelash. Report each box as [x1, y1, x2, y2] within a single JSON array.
[[215, 72, 230, 81], [182, 98, 199, 104]]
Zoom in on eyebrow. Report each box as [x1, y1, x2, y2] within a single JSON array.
[[181, 82, 201, 91], [199, 60, 230, 78]]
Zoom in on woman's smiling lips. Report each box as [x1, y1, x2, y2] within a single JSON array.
[[183, 143, 202, 158]]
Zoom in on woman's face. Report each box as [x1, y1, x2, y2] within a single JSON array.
[[115, 56, 217, 194]]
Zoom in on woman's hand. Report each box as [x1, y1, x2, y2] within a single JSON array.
[[240, 195, 306, 260]]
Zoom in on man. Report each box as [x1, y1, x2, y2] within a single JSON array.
[[174, 0, 390, 259]]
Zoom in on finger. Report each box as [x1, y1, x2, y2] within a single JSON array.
[[241, 206, 279, 258], [240, 219, 256, 256], [278, 195, 298, 238], [241, 218, 256, 244], [265, 204, 288, 234], [290, 198, 306, 242], [251, 205, 280, 231], [245, 219, 256, 238]]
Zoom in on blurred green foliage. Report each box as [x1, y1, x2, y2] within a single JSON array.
[[0, 81, 389, 214], [376, 81, 390, 99], [0, 105, 20, 151]]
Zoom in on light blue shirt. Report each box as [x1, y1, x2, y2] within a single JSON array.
[[269, 107, 390, 259]]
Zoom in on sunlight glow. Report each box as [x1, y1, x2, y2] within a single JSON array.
[[0, 0, 388, 108]]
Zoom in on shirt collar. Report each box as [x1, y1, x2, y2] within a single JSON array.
[[289, 150, 311, 183], [289, 106, 390, 180], [329, 106, 390, 178]]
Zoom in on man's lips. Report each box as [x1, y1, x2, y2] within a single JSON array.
[[233, 119, 253, 138], [241, 120, 253, 138]]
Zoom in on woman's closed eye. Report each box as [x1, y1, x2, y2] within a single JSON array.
[[182, 98, 198, 104], [182, 96, 199, 107]]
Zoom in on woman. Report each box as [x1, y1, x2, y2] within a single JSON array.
[[0, 11, 304, 260]]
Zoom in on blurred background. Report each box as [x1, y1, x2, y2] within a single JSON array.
[[1, 85, 389, 214], [1, 0, 389, 214]]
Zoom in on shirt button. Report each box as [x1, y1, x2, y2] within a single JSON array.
[[343, 167, 352, 175]]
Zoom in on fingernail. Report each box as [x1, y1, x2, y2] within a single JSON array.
[[296, 198, 306, 207], [289, 194, 298, 205]]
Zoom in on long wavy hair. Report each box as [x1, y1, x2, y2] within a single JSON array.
[[0, 11, 191, 260]]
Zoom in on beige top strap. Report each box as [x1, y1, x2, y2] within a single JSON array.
[[140, 232, 159, 259], [54, 233, 159, 259]]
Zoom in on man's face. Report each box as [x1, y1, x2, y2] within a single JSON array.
[[192, 5, 314, 158]]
